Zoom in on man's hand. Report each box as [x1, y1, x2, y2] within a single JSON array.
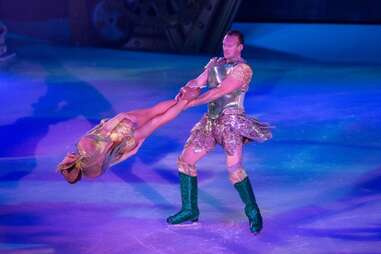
[[177, 86, 200, 102], [185, 80, 198, 88]]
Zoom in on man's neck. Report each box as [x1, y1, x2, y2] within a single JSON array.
[[225, 55, 243, 63]]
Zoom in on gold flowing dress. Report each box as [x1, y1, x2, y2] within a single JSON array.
[[58, 114, 142, 182]]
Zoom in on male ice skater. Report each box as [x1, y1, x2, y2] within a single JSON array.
[[167, 30, 272, 234]]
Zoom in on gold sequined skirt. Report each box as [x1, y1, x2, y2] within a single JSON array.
[[185, 108, 272, 155]]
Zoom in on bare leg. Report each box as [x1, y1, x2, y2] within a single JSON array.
[[225, 144, 247, 184], [226, 144, 263, 234], [177, 145, 209, 176]]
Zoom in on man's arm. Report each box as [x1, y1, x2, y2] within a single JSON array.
[[185, 68, 209, 88], [175, 68, 208, 101], [187, 63, 253, 108], [185, 57, 220, 88], [187, 75, 242, 107]]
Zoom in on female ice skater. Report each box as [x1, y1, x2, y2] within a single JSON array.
[[57, 86, 199, 184]]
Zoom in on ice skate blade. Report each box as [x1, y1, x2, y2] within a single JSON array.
[[168, 221, 200, 228]]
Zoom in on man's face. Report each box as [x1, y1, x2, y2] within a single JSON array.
[[222, 35, 243, 59]]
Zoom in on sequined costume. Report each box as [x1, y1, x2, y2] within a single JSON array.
[[185, 57, 272, 155], [58, 114, 140, 182]]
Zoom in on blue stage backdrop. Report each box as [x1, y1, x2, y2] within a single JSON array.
[[1, 0, 379, 25], [0, 0, 379, 49], [237, 0, 379, 23]]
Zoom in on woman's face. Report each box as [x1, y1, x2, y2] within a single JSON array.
[[61, 164, 82, 184]]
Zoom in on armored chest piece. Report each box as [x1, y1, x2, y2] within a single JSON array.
[[207, 59, 247, 119]]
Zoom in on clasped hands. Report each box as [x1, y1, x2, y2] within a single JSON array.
[[175, 80, 201, 104]]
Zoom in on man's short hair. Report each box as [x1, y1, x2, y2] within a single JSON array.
[[225, 30, 244, 45]]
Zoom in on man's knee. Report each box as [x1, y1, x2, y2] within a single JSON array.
[[227, 162, 247, 184], [177, 156, 197, 176]]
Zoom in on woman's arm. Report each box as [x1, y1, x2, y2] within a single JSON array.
[[134, 86, 199, 140], [134, 99, 188, 140]]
